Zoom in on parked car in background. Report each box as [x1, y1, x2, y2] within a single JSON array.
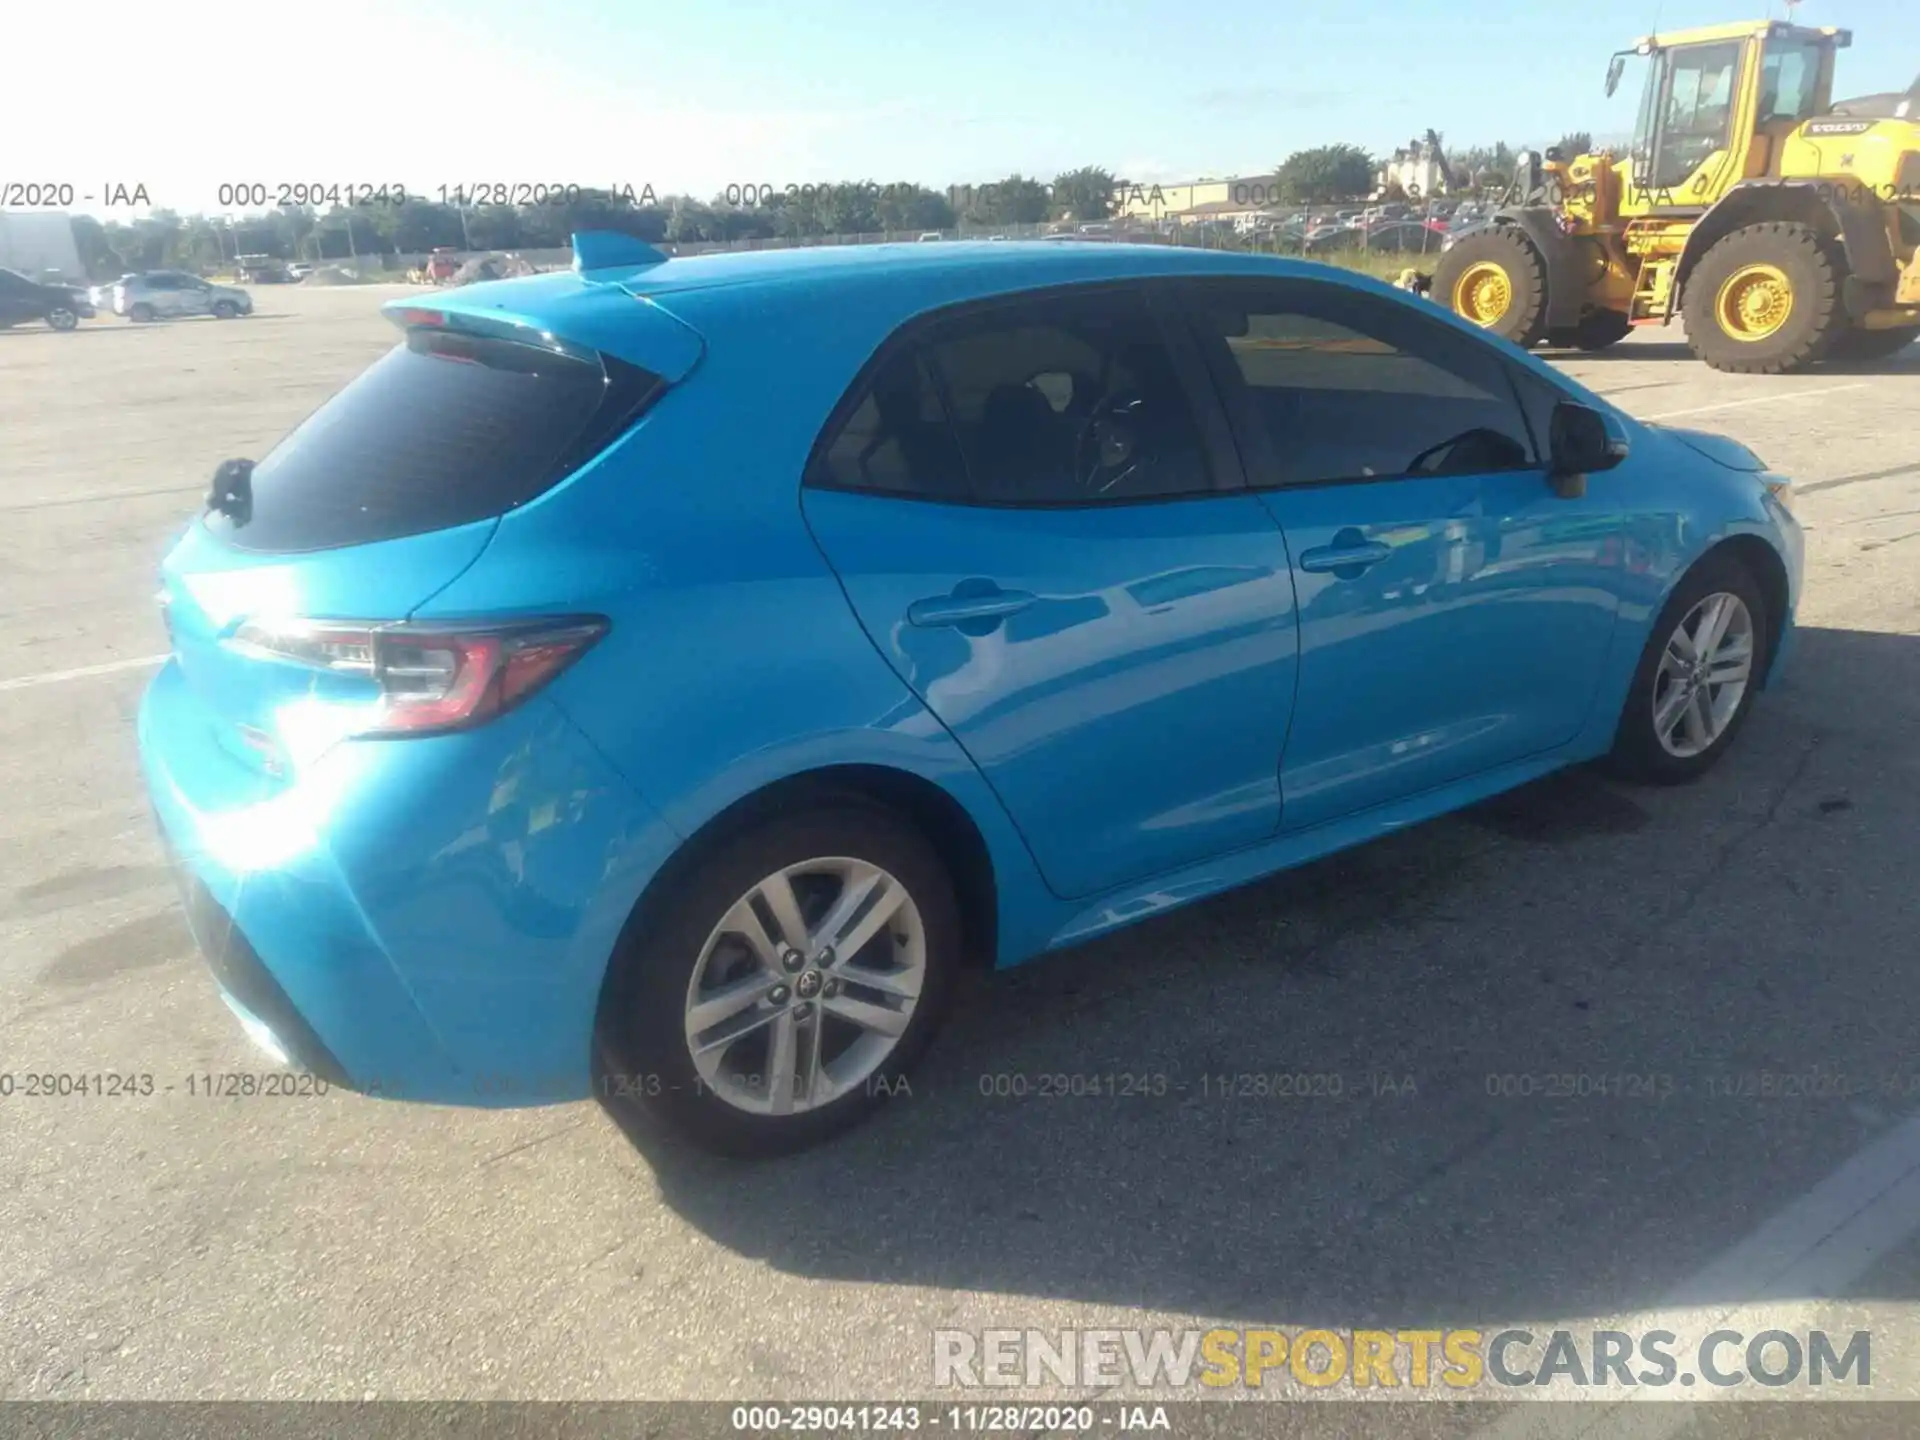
[[116, 272, 253, 322], [89, 273, 139, 311], [1305, 226, 1364, 254], [916, 232, 944, 242], [1363, 220, 1448, 253], [287, 262, 314, 281], [139, 234, 1803, 1157], [0, 268, 93, 330], [236, 255, 293, 283]]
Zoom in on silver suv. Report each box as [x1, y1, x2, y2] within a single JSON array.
[[114, 272, 253, 322]]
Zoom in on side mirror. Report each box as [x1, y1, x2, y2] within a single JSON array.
[[1547, 401, 1627, 497], [1606, 54, 1627, 97]]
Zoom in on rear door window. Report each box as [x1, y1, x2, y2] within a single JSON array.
[[203, 326, 662, 552], [807, 349, 971, 501], [919, 287, 1219, 505]]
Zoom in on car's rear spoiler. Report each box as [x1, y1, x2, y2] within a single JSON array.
[[381, 269, 705, 384]]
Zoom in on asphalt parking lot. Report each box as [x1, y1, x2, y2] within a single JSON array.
[[1, 284, 1917, 1410]]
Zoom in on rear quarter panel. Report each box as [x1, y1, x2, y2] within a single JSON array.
[[408, 278, 1060, 964]]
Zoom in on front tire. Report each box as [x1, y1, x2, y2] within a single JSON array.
[[212, 300, 239, 319], [45, 307, 78, 331], [1607, 552, 1772, 785], [1431, 226, 1550, 348], [1682, 222, 1840, 374], [128, 303, 156, 323], [596, 802, 959, 1157]]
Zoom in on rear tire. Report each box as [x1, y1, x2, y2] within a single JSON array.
[[595, 801, 959, 1157], [45, 307, 78, 331], [1826, 325, 1918, 361], [1552, 310, 1632, 351], [1432, 226, 1550, 349], [1681, 222, 1840, 374], [1607, 551, 1772, 785]]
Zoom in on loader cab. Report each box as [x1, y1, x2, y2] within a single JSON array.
[[1611, 22, 1843, 210]]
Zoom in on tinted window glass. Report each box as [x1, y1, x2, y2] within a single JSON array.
[[1758, 38, 1822, 123], [1185, 282, 1537, 485], [809, 349, 969, 500], [923, 288, 1214, 504], [204, 328, 658, 552]]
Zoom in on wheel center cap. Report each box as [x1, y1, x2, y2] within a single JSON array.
[[795, 969, 824, 1000]]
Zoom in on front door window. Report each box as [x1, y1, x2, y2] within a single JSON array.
[[1648, 42, 1743, 191]]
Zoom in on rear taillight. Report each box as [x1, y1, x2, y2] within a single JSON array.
[[225, 616, 605, 736]]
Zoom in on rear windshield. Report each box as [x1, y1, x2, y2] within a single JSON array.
[[202, 327, 662, 552]]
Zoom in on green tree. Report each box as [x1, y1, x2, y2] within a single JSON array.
[[1453, 143, 1521, 195], [389, 201, 464, 253], [1051, 166, 1116, 222], [1274, 145, 1375, 204], [959, 173, 1051, 227], [466, 203, 524, 250], [118, 211, 182, 268], [665, 200, 720, 243], [69, 215, 118, 279], [875, 183, 956, 232]]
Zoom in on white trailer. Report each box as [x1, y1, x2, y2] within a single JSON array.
[[0, 212, 85, 283]]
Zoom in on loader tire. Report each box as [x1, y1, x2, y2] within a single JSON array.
[[1682, 223, 1841, 375], [1548, 310, 1634, 350], [1826, 325, 1918, 362], [1432, 227, 1549, 349]]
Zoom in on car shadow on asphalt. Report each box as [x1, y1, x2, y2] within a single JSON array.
[[608, 624, 1920, 1324]]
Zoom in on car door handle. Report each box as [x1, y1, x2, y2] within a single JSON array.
[[907, 589, 1037, 628], [1298, 540, 1392, 574]]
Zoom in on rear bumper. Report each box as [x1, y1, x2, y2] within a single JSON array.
[[139, 658, 681, 1106]]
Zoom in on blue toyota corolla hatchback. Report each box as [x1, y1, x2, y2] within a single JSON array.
[[139, 233, 1803, 1154]]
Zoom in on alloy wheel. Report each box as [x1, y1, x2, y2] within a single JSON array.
[[1652, 591, 1755, 758], [683, 857, 926, 1116]]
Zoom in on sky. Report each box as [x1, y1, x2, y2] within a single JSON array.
[[5, 0, 1916, 219]]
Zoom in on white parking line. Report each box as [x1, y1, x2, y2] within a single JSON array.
[[1642, 382, 1872, 422], [0, 654, 167, 693], [1472, 1106, 1920, 1434]]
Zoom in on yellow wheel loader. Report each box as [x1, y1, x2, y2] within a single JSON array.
[[1423, 20, 1920, 372]]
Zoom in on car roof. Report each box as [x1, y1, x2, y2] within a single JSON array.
[[418, 242, 1353, 359], [446, 240, 1342, 311], [408, 240, 1534, 392]]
